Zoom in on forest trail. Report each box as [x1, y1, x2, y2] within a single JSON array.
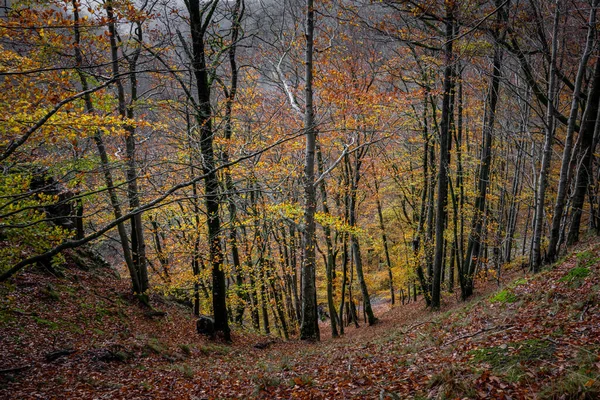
[[1, 240, 599, 399]]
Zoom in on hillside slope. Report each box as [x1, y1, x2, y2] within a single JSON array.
[[1, 242, 599, 399]]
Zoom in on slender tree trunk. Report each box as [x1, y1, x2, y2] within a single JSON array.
[[72, 2, 140, 293], [374, 176, 395, 305], [432, 3, 455, 309], [462, 0, 506, 299], [348, 148, 377, 325], [105, 1, 149, 296], [532, 0, 560, 272], [316, 146, 339, 337]]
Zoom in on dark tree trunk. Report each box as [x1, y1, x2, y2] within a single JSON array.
[[567, 57, 600, 245], [548, 0, 598, 261], [186, 0, 230, 341]]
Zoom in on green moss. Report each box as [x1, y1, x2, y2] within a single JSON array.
[[490, 289, 517, 304]]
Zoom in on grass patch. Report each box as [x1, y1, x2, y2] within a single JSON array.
[[470, 339, 554, 378], [540, 371, 600, 399], [576, 250, 599, 268], [178, 344, 192, 356], [512, 278, 528, 286], [145, 338, 168, 354], [172, 363, 194, 379], [560, 267, 590, 285], [427, 367, 477, 399], [199, 343, 230, 356], [490, 289, 517, 304], [33, 316, 59, 330], [0, 308, 15, 324]]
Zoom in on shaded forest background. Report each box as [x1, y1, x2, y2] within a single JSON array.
[[2, 0, 600, 343]]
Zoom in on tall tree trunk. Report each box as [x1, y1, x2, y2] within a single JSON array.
[[548, 0, 598, 261], [300, 0, 319, 341], [221, 0, 245, 325], [105, 1, 149, 296], [186, 0, 230, 341], [374, 176, 394, 305], [431, 3, 455, 309], [532, 0, 560, 272], [348, 149, 377, 325], [316, 146, 339, 337], [567, 57, 600, 245], [462, 0, 506, 300]]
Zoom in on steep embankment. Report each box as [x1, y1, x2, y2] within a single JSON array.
[[1, 241, 599, 399]]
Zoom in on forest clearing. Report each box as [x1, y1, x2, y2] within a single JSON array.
[[3, 0, 600, 398]]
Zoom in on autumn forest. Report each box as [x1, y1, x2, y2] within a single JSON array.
[[1, 0, 600, 398]]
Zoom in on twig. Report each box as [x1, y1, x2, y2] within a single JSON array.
[[418, 324, 515, 354], [579, 302, 590, 322], [92, 290, 116, 304], [440, 325, 515, 348], [0, 365, 31, 374], [398, 320, 436, 336]]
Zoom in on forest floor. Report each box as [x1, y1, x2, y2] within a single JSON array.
[[1, 240, 600, 399]]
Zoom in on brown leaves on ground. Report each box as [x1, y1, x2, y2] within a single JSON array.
[[1, 242, 599, 399]]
